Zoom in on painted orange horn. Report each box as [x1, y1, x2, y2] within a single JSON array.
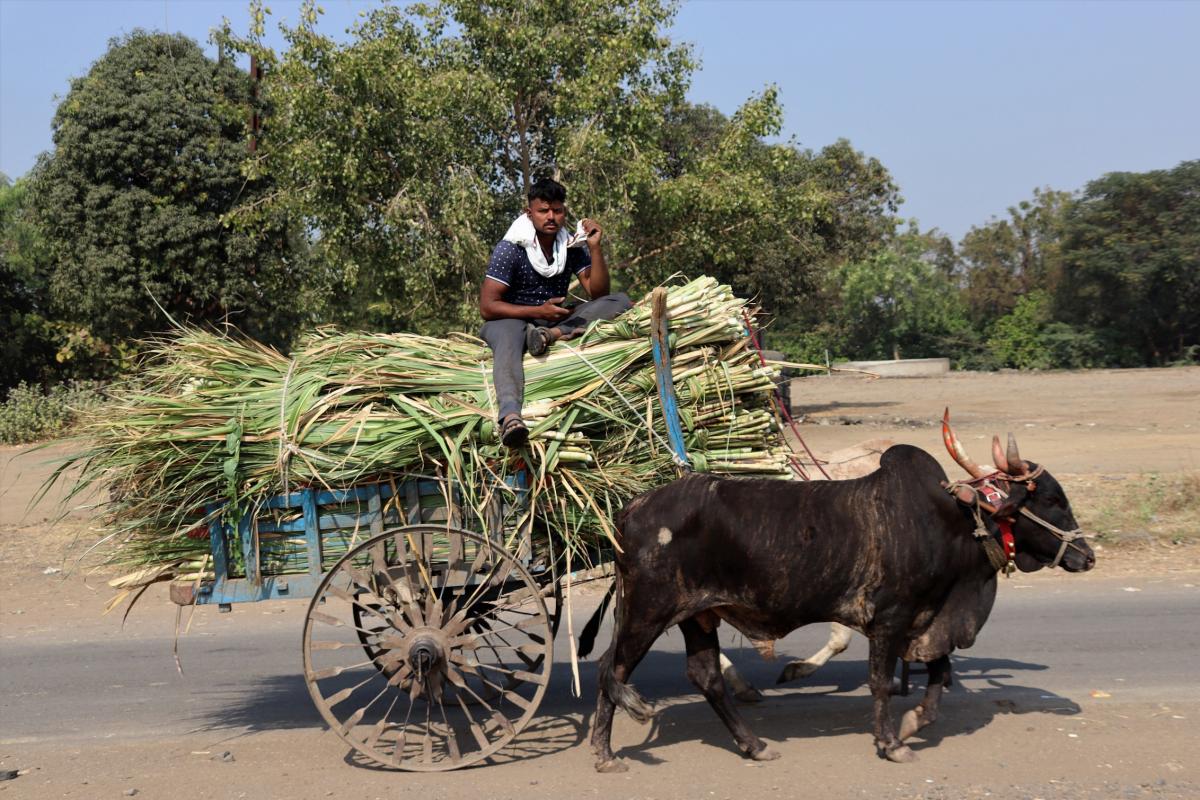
[[1007, 433, 1023, 472], [942, 408, 987, 479], [991, 435, 1012, 474]]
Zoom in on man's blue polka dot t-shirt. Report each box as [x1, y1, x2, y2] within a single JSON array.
[[485, 240, 591, 306]]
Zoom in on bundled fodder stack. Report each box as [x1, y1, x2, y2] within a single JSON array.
[[53, 277, 793, 588]]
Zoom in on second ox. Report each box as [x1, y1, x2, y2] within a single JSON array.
[[588, 411, 1094, 771]]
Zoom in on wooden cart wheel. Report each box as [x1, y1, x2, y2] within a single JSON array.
[[303, 525, 553, 771]]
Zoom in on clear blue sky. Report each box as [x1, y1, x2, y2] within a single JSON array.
[[1, 0, 1197, 240]]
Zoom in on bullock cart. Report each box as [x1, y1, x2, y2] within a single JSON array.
[[161, 292, 705, 771], [54, 280, 810, 770]]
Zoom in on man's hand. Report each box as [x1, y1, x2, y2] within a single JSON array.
[[581, 218, 603, 248], [575, 217, 610, 299], [538, 297, 572, 322]]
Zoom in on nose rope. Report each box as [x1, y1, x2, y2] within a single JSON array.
[[1018, 507, 1091, 569]]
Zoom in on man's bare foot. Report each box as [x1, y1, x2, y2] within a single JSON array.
[[525, 325, 558, 356], [500, 414, 528, 447]]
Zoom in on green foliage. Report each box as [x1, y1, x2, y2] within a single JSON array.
[[1055, 160, 1200, 366], [27, 30, 305, 360], [0, 176, 59, 389], [958, 187, 1071, 327], [220, 1, 900, 332], [12, 4, 1190, 381], [976, 288, 1102, 371], [986, 290, 1054, 369], [0, 381, 106, 445], [827, 229, 970, 361], [1037, 323, 1104, 370], [220, 0, 697, 333]]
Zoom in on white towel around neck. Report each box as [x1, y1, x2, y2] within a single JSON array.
[[502, 214, 589, 278]]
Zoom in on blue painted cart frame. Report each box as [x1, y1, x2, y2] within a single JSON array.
[[180, 473, 531, 608]]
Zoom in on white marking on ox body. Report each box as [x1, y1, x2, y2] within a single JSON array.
[[657, 527, 673, 546]]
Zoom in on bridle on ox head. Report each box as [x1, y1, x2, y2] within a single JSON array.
[[940, 409, 1090, 575]]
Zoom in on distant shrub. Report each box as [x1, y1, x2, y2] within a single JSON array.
[[1168, 344, 1200, 367], [0, 381, 106, 444], [1040, 323, 1104, 369]]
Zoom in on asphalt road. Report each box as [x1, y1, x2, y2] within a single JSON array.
[[3, 572, 1200, 744], [2, 570, 1198, 799]]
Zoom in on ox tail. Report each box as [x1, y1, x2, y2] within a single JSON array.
[[596, 572, 655, 725], [577, 579, 616, 659]]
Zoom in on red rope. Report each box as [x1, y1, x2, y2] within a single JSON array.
[[743, 310, 832, 481]]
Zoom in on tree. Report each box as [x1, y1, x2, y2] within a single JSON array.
[[28, 30, 305, 359], [621, 111, 901, 320], [958, 187, 1072, 326], [1055, 161, 1200, 365], [826, 228, 969, 361], [0, 175, 59, 390], [221, 0, 696, 334], [222, 0, 902, 334]]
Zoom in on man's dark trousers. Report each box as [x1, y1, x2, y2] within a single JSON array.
[[480, 293, 633, 421]]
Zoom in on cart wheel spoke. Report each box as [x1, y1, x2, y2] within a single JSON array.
[[303, 524, 552, 771]]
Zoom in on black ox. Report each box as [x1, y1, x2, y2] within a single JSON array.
[[589, 412, 1095, 771]]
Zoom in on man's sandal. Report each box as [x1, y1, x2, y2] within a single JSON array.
[[500, 414, 528, 448], [525, 325, 555, 357]]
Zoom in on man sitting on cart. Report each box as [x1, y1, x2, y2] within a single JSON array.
[[480, 178, 632, 448]]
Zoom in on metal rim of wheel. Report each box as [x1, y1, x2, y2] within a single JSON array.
[[303, 524, 554, 771]]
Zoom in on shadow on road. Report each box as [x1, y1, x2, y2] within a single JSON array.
[[601, 651, 1080, 766], [183, 645, 1079, 769]]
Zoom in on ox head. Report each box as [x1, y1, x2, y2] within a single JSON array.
[[942, 409, 1095, 573]]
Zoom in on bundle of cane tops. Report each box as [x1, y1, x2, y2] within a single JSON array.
[[54, 277, 794, 587]]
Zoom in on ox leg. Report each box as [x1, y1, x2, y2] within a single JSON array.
[[899, 655, 951, 741], [719, 653, 764, 703], [591, 607, 670, 773], [868, 635, 917, 763], [680, 617, 779, 761], [777, 622, 853, 684]]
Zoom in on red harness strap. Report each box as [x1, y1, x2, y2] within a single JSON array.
[[995, 518, 1016, 563], [980, 480, 1017, 568]]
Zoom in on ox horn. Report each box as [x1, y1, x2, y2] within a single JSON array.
[[991, 435, 1012, 474], [942, 408, 987, 479], [1007, 433, 1023, 472]]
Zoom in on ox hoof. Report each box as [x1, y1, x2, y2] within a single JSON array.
[[595, 758, 629, 774], [885, 745, 918, 764], [749, 746, 781, 762], [735, 687, 765, 704], [776, 661, 817, 685], [898, 708, 924, 740]]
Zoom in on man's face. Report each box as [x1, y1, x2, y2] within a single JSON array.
[[526, 199, 566, 237]]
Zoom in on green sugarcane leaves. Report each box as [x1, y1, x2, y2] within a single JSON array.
[[52, 278, 801, 590]]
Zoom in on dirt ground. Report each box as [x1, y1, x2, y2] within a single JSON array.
[[788, 365, 1200, 475], [2, 367, 1199, 799]]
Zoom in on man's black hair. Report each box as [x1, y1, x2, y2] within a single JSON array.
[[527, 178, 567, 205]]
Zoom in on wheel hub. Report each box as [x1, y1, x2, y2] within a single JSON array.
[[408, 633, 443, 677], [404, 626, 451, 700]]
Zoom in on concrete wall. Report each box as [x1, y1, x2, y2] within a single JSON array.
[[832, 357, 950, 378]]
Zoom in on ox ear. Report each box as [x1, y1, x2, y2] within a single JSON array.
[[992, 480, 1030, 519]]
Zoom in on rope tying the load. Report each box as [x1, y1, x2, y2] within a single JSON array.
[[558, 341, 687, 468], [277, 356, 302, 496]]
